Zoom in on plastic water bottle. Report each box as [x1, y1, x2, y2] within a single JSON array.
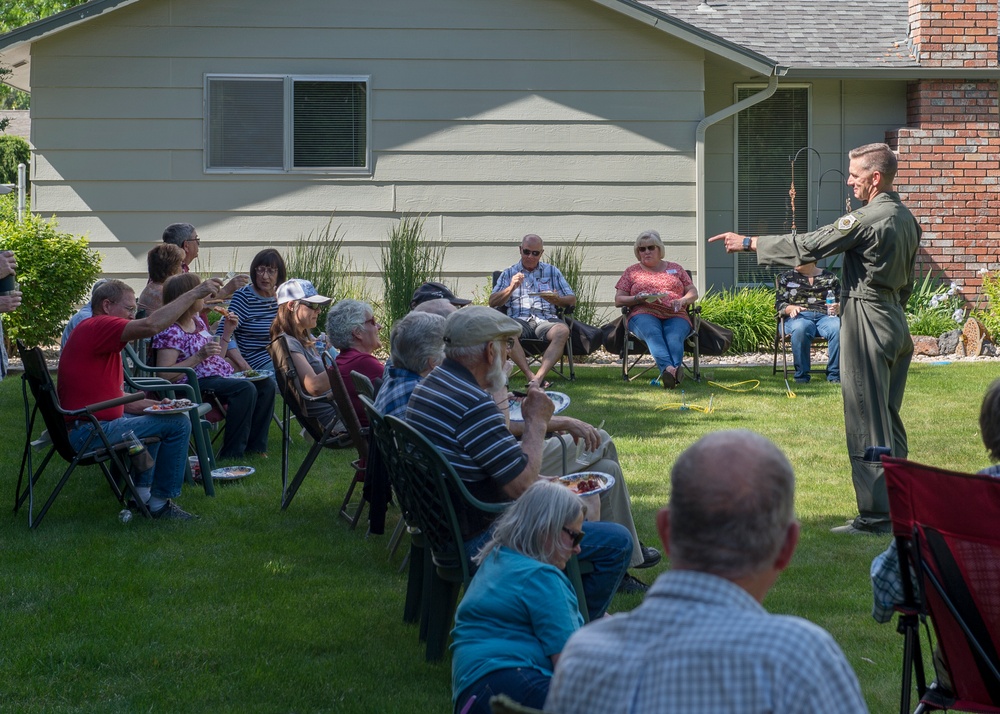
[[826, 290, 836, 316], [119, 508, 133, 524]]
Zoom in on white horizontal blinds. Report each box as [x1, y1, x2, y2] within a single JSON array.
[[207, 77, 284, 169], [736, 86, 809, 285], [292, 80, 367, 169]]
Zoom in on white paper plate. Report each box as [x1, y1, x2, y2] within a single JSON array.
[[508, 391, 570, 422], [144, 400, 197, 415], [210, 465, 255, 481], [230, 369, 274, 382], [558, 471, 615, 497]]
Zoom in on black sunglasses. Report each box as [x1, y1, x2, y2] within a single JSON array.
[[521, 249, 542, 257], [562, 527, 584, 547]]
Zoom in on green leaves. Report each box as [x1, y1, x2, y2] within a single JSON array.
[[698, 286, 776, 353]]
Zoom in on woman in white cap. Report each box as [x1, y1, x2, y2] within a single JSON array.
[[269, 278, 339, 426], [154, 273, 276, 459], [216, 248, 286, 374]]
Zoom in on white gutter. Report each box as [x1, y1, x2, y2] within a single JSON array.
[[694, 69, 782, 296]]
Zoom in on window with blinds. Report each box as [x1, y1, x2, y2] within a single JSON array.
[[735, 86, 810, 285], [206, 75, 370, 173]]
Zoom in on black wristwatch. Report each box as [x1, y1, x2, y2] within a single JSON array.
[[742, 235, 752, 251]]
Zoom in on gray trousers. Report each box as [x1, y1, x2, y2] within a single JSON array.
[[840, 298, 912, 528], [541, 431, 643, 567]]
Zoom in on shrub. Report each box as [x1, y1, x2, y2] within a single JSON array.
[[698, 286, 776, 353], [905, 267, 965, 338], [0, 134, 29, 184], [547, 235, 609, 327], [0, 197, 102, 347], [972, 268, 1000, 341], [379, 215, 444, 332], [284, 218, 372, 329]]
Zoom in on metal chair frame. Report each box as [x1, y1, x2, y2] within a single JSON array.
[[619, 303, 702, 383]]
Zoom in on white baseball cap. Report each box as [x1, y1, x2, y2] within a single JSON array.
[[276, 278, 332, 306]]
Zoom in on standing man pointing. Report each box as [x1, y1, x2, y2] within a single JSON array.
[[710, 142, 920, 535]]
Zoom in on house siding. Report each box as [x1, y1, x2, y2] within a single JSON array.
[[27, 0, 707, 307]]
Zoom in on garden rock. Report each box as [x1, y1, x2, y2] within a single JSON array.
[[912, 335, 940, 356], [938, 329, 961, 355]]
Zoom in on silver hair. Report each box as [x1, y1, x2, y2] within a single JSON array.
[[390, 312, 446, 374], [474, 480, 585, 567], [326, 299, 373, 349], [445, 341, 488, 364], [412, 298, 456, 318], [849, 142, 898, 184], [634, 229, 665, 261], [161, 222, 196, 247], [668, 430, 795, 579]]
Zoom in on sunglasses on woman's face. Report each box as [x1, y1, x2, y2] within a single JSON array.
[[562, 527, 584, 547], [638, 245, 658, 253], [300, 302, 322, 311]]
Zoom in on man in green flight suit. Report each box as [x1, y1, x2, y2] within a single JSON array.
[[710, 142, 920, 535]]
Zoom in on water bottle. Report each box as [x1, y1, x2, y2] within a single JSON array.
[[826, 289, 836, 316], [119, 508, 133, 524]]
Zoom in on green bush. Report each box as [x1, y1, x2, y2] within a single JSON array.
[[698, 286, 776, 353], [0, 197, 102, 347], [0, 134, 29, 184], [284, 218, 372, 329], [972, 268, 1000, 341], [379, 215, 444, 332], [547, 235, 609, 327], [905, 267, 965, 337]]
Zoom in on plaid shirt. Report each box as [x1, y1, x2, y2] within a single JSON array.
[[372, 364, 422, 419], [492, 260, 574, 321], [546, 570, 867, 714]]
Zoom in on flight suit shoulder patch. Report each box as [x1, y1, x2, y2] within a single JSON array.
[[836, 212, 861, 235]]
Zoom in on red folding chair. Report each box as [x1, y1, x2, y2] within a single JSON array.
[[884, 456, 1000, 713]]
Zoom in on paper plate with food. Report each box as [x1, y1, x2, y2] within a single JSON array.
[[144, 398, 197, 414], [230, 368, 273, 382], [508, 391, 570, 422], [558, 472, 615, 497], [210, 465, 255, 481]]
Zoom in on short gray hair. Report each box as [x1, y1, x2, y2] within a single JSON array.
[[669, 430, 795, 579], [475, 480, 585, 566], [162, 222, 196, 247], [391, 312, 446, 374], [90, 279, 133, 312], [326, 299, 373, 349], [849, 142, 897, 184], [445, 341, 489, 366]]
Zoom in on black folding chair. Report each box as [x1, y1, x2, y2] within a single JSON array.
[[619, 303, 702, 383], [884, 457, 1000, 713], [771, 278, 831, 382], [15, 341, 154, 528]]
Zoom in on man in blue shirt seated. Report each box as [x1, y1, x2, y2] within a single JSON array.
[[406, 306, 632, 620], [546, 430, 868, 713]]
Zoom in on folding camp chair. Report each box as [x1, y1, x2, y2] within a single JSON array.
[[619, 303, 702, 383], [323, 354, 369, 528], [771, 278, 831, 382], [121, 342, 218, 495], [884, 456, 1000, 713], [491, 271, 577, 382], [15, 341, 154, 527], [269, 334, 364, 519]]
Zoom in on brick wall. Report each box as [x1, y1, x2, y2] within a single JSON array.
[[897, 2, 999, 300]]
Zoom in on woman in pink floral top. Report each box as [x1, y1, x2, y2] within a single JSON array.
[[153, 273, 276, 459], [614, 230, 699, 389]]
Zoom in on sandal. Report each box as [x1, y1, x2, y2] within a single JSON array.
[[659, 367, 676, 389]]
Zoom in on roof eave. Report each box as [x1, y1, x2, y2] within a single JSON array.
[[0, 0, 142, 92], [781, 66, 1000, 80], [594, 0, 778, 76]]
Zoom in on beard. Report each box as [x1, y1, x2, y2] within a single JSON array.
[[484, 341, 507, 394]]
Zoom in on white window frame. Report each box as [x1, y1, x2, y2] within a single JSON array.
[[204, 73, 371, 175], [733, 83, 812, 286]]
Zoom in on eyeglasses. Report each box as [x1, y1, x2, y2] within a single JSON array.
[[505, 337, 516, 350], [300, 302, 322, 312], [255, 266, 278, 276], [638, 245, 658, 253], [521, 249, 542, 257], [562, 527, 584, 548], [185, 237, 201, 245]]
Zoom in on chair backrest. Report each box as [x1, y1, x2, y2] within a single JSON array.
[[323, 354, 368, 458], [268, 333, 339, 444], [17, 342, 82, 463], [350, 370, 375, 401], [884, 457, 1000, 705], [386, 415, 508, 585]]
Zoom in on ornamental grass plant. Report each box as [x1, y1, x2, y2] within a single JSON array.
[[0, 360, 996, 711], [379, 215, 444, 332], [697, 286, 775, 353]]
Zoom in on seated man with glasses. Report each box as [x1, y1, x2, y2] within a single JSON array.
[[406, 306, 632, 620], [58, 277, 222, 520], [489, 234, 576, 388], [161, 222, 247, 299]]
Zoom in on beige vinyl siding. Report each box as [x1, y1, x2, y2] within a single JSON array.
[[28, 0, 705, 305]]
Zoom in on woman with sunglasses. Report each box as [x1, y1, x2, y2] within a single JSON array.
[[451, 480, 586, 714], [153, 273, 276, 459], [614, 229, 698, 389], [216, 248, 286, 374], [325, 299, 384, 427], [269, 278, 340, 428]]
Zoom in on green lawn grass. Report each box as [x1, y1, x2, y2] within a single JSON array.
[[0, 361, 995, 712]]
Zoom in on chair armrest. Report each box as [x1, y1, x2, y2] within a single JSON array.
[[82, 391, 144, 416]]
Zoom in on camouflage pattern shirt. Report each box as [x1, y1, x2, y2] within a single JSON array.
[[776, 268, 841, 315]]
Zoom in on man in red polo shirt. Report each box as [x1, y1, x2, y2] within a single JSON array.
[[59, 277, 222, 520]]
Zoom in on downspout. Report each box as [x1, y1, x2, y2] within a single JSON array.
[[694, 68, 782, 296]]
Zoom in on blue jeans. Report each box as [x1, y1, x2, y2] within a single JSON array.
[[628, 313, 690, 372], [455, 667, 551, 714], [199, 375, 276, 458], [466, 520, 631, 621], [785, 311, 840, 382], [69, 412, 192, 500]]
